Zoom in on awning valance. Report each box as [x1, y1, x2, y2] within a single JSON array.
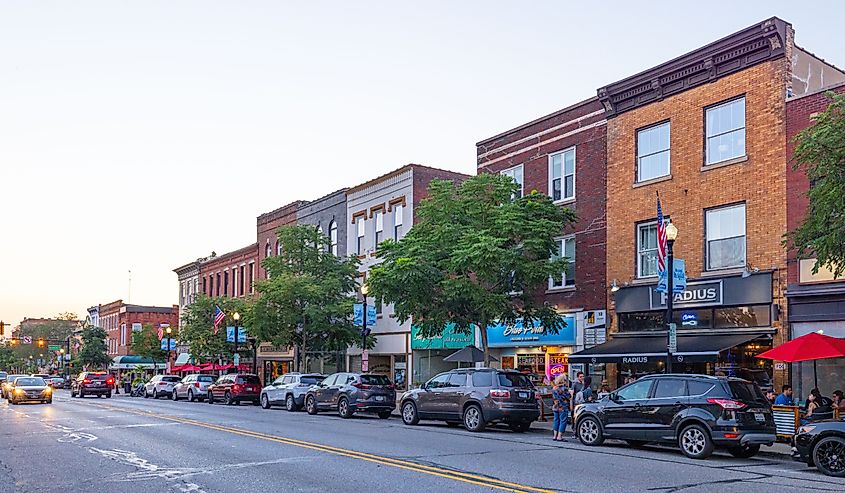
[[569, 333, 770, 364]]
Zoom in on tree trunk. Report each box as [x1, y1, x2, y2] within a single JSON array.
[[480, 316, 490, 368]]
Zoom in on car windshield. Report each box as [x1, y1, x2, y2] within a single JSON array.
[[15, 378, 45, 386], [237, 376, 261, 385], [300, 376, 324, 385], [360, 375, 391, 386], [8, 375, 26, 383], [89, 374, 109, 381], [161, 376, 182, 383], [497, 373, 533, 388], [197, 376, 214, 383]]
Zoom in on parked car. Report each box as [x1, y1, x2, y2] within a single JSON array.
[[7, 376, 52, 405], [305, 372, 396, 419], [400, 368, 539, 432], [45, 376, 66, 389], [574, 374, 776, 459], [2, 375, 27, 399], [207, 373, 262, 405], [793, 418, 845, 477], [261, 373, 325, 411], [172, 374, 215, 402], [144, 375, 182, 399], [71, 372, 114, 398]]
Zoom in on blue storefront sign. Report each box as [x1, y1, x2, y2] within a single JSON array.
[[486, 316, 576, 348]]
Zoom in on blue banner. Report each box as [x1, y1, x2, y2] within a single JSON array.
[[160, 339, 177, 350], [656, 259, 687, 294], [353, 304, 377, 327], [226, 326, 247, 343], [486, 316, 576, 348]]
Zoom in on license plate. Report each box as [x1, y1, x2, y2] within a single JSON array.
[[375, 396, 385, 402], [754, 413, 765, 422], [246, 387, 253, 391], [92, 382, 102, 386], [518, 392, 529, 399]]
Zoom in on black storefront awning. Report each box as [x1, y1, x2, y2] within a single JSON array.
[[569, 333, 769, 364]]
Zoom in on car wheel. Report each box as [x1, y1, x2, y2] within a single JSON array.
[[285, 394, 298, 412], [377, 411, 392, 419], [306, 396, 318, 415], [678, 424, 714, 460], [188, 390, 195, 402], [207, 392, 214, 404], [144, 389, 150, 398], [813, 436, 845, 477], [172, 390, 179, 401], [46, 399, 52, 404], [577, 416, 605, 446], [401, 401, 419, 425], [261, 394, 271, 409], [225, 392, 234, 406], [463, 404, 485, 432], [338, 397, 352, 419], [106, 391, 111, 399], [727, 444, 760, 459]]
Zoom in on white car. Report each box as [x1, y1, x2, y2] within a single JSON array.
[[144, 375, 182, 399]]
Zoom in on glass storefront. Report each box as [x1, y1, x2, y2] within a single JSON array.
[[263, 360, 291, 385]]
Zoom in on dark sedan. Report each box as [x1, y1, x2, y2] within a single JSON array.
[[793, 418, 845, 477]]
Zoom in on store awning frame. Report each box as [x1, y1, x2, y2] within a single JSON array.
[[569, 332, 771, 364]]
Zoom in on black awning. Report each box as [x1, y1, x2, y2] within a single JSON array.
[[569, 333, 768, 364]]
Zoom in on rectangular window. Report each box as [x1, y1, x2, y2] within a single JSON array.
[[239, 266, 245, 295], [393, 204, 404, 240], [637, 122, 670, 182], [637, 222, 659, 278], [216, 273, 221, 297], [224, 271, 229, 297], [500, 164, 523, 198], [374, 211, 383, 247], [549, 148, 575, 202], [120, 323, 126, 346], [706, 203, 746, 270], [329, 222, 338, 256], [202, 277, 207, 295], [132, 323, 142, 332], [249, 263, 255, 294], [706, 97, 745, 165], [357, 217, 366, 255], [549, 236, 575, 288]]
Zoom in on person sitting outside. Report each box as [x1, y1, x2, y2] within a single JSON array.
[[774, 384, 795, 406], [832, 390, 844, 411]]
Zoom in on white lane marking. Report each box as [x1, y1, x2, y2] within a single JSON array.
[[89, 448, 207, 492], [75, 422, 180, 431]]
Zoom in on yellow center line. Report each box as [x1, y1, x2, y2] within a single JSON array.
[[86, 401, 556, 493]]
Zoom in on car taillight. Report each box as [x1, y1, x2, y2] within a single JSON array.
[[352, 383, 371, 390], [707, 398, 746, 410], [194, 382, 200, 388], [107, 379, 115, 385], [83, 379, 91, 384], [491, 389, 510, 399], [158, 382, 167, 386], [233, 384, 243, 393]]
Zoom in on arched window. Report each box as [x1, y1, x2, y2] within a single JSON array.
[[265, 242, 272, 258], [276, 240, 282, 256], [329, 221, 338, 256]]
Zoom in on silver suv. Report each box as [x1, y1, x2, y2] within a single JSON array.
[[172, 374, 215, 402], [261, 373, 325, 411], [400, 369, 539, 432]]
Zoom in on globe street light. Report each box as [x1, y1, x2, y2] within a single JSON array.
[[665, 222, 678, 373], [165, 327, 173, 372], [232, 312, 241, 367]]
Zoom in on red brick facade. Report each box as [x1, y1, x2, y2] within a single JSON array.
[[99, 300, 179, 357], [200, 243, 259, 299], [256, 201, 302, 280]]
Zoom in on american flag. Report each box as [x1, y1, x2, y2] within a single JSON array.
[[213, 305, 225, 335], [156, 326, 163, 340], [656, 193, 667, 275]]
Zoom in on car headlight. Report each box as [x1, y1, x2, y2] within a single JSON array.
[[13, 388, 23, 394], [44, 387, 52, 393], [797, 425, 816, 435]]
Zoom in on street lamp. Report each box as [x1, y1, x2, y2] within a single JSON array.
[[60, 348, 65, 374], [233, 312, 241, 367], [165, 327, 172, 372], [665, 222, 678, 374], [360, 284, 370, 372]]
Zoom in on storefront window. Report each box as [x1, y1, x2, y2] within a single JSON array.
[[501, 356, 515, 370], [713, 304, 770, 328], [620, 305, 769, 332], [263, 360, 291, 385], [618, 312, 664, 332]]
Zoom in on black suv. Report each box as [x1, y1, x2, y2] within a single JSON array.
[[71, 372, 114, 398], [400, 369, 539, 432], [574, 374, 775, 459], [305, 373, 396, 419]]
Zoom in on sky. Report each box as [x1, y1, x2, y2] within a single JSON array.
[[1, 1, 843, 334]]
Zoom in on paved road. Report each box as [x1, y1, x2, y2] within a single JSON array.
[[0, 390, 839, 493]]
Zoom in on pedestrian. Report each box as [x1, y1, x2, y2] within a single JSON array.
[[832, 390, 844, 411], [114, 374, 120, 394], [570, 372, 586, 413], [765, 389, 776, 404], [597, 381, 611, 399], [551, 375, 570, 442], [774, 384, 795, 406], [575, 376, 594, 405]]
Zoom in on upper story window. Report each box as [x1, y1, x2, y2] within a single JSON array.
[[705, 96, 745, 165], [276, 241, 283, 256], [549, 236, 575, 289], [393, 204, 404, 240], [637, 221, 659, 278], [357, 217, 366, 255], [549, 148, 575, 202], [636, 121, 670, 182], [329, 221, 338, 256], [705, 203, 746, 270], [249, 262, 255, 294], [265, 243, 272, 258], [500, 164, 523, 198], [374, 210, 384, 247]]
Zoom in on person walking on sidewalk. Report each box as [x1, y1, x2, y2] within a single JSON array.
[[551, 375, 570, 442]]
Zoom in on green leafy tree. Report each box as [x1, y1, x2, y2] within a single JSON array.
[[131, 324, 167, 366], [76, 323, 111, 370], [786, 91, 845, 278], [0, 344, 24, 371], [368, 173, 577, 366], [180, 295, 251, 364], [252, 224, 360, 371]]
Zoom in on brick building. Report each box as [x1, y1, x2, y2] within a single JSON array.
[[785, 81, 845, 396], [567, 17, 844, 389], [476, 98, 608, 381], [96, 300, 179, 357], [200, 244, 258, 300], [256, 201, 303, 281]]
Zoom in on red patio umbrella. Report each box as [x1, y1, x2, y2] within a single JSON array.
[[756, 332, 845, 389], [171, 365, 185, 372]]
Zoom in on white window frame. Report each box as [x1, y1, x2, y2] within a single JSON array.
[[548, 147, 576, 203], [374, 210, 384, 247], [393, 204, 404, 240], [549, 236, 576, 289], [705, 203, 747, 271], [705, 96, 746, 165], [357, 217, 366, 255], [500, 164, 524, 198], [329, 221, 338, 256], [120, 323, 126, 346], [636, 121, 671, 182], [249, 262, 255, 294], [636, 221, 661, 279]]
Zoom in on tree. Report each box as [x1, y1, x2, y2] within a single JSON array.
[[251, 224, 360, 371], [131, 324, 167, 367], [76, 323, 111, 370], [0, 344, 24, 372], [180, 295, 251, 364], [368, 173, 577, 366], [786, 91, 845, 278]]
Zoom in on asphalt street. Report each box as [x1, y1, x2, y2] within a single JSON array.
[[0, 390, 839, 493]]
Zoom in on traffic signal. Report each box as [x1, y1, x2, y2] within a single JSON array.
[[36, 338, 46, 348], [9, 339, 17, 346]]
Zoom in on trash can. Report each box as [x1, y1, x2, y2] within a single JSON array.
[[124, 382, 131, 394]]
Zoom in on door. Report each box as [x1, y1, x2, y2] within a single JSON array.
[[418, 373, 450, 418], [642, 378, 688, 441], [267, 376, 286, 403], [441, 373, 468, 419], [213, 376, 229, 399], [314, 374, 338, 409], [146, 376, 159, 395], [602, 379, 653, 440]]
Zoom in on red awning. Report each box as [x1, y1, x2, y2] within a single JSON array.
[[756, 332, 845, 362], [171, 365, 185, 372]]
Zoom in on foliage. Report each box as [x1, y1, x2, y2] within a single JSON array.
[[76, 323, 111, 370], [55, 312, 79, 321], [786, 91, 845, 278], [180, 295, 252, 363], [131, 324, 167, 364], [252, 224, 360, 370], [0, 344, 24, 371], [368, 173, 577, 365]]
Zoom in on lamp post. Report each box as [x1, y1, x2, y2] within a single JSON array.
[[233, 312, 241, 368], [665, 222, 678, 374], [360, 284, 369, 372], [165, 327, 172, 372], [60, 348, 65, 374]]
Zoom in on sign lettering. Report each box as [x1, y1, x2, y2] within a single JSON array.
[[650, 280, 723, 310]]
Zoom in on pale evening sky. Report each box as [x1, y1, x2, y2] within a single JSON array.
[[1, 1, 842, 333]]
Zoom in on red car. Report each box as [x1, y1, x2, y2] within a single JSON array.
[[207, 373, 262, 406]]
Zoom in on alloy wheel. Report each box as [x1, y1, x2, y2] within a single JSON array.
[[814, 437, 845, 477], [464, 406, 482, 431], [682, 428, 706, 456], [261, 394, 270, 409], [579, 419, 599, 444], [286, 395, 295, 412], [402, 402, 418, 425]]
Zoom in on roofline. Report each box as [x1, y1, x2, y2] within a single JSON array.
[[257, 200, 306, 223], [201, 243, 258, 263], [786, 80, 845, 102], [476, 96, 599, 146], [346, 164, 469, 195]]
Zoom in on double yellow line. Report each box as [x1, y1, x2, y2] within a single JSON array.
[[92, 402, 556, 493]]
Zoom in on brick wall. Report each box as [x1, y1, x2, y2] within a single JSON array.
[[256, 201, 302, 279], [200, 243, 259, 298], [410, 165, 470, 219]]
